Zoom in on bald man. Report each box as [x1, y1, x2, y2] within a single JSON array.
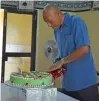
[[43, 5, 99, 101]]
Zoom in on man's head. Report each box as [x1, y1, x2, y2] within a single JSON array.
[[43, 5, 64, 30]]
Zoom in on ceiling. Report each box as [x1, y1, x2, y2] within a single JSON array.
[[1, 1, 99, 12]]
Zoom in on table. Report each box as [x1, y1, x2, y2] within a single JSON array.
[[1, 83, 79, 101]]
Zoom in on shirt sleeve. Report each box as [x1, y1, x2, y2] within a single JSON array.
[[73, 16, 90, 49]]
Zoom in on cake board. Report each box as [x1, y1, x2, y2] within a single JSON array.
[[4, 80, 57, 101]]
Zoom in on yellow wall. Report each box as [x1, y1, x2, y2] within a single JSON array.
[[0, 9, 4, 82], [37, 10, 54, 72], [75, 11, 99, 73], [0, 9, 4, 33], [37, 10, 62, 87], [37, 10, 99, 88]]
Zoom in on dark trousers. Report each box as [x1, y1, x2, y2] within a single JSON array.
[[58, 85, 99, 101]]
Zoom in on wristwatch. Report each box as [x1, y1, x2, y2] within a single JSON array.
[[61, 58, 65, 65]]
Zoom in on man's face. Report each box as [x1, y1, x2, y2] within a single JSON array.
[[43, 11, 61, 30]]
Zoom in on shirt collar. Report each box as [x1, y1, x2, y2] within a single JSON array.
[[62, 12, 70, 27], [55, 13, 70, 31]]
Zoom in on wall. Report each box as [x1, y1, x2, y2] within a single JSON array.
[[37, 10, 62, 87], [36, 10, 54, 72], [75, 11, 99, 72], [0, 9, 4, 82], [37, 10, 99, 88]]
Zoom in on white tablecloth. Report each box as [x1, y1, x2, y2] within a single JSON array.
[[1, 83, 79, 101], [57, 91, 79, 101]]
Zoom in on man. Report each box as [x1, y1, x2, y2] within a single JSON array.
[[43, 5, 99, 101]]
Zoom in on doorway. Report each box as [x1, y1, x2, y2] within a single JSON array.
[[1, 9, 37, 83]]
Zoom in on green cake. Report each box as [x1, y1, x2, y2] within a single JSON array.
[[10, 71, 54, 87]]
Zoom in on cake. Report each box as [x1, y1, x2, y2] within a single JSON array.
[[10, 71, 54, 87]]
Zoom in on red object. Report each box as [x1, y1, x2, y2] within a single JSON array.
[[48, 66, 67, 79]]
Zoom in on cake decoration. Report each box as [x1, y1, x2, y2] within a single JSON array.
[[10, 71, 54, 88]]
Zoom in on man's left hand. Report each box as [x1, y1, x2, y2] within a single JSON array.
[[48, 60, 64, 72]]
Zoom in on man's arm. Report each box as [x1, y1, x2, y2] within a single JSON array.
[[48, 17, 90, 72], [62, 45, 90, 64], [48, 45, 89, 72], [62, 16, 90, 65]]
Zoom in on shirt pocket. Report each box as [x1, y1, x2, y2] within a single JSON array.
[[65, 34, 74, 44], [64, 34, 75, 54]]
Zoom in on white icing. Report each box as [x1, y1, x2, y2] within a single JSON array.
[[11, 82, 54, 88]]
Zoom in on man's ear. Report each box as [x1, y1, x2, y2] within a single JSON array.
[[58, 12, 61, 17], [58, 12, 63, 18]]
